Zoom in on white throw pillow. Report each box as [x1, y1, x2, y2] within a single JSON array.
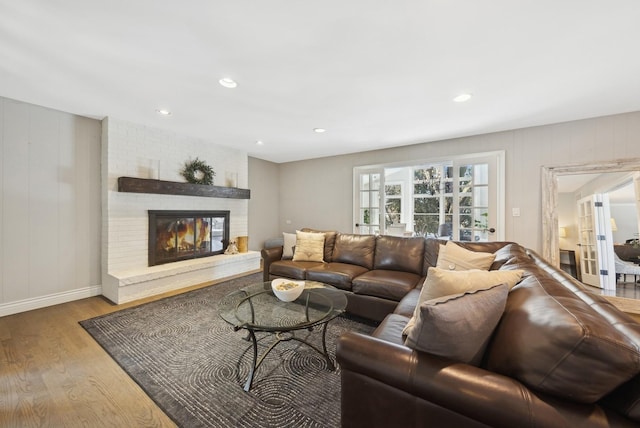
[[436, 241, 496, 271], [282, 232, 297, 259]]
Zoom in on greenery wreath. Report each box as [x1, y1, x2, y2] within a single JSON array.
[[181, 157, 215, 185]]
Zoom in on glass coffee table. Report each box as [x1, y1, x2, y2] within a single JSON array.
[[219, 280, 347, 391]]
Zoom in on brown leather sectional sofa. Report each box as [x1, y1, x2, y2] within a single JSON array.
[[262, 231, 428, 321], [261, 230, 640, 427]]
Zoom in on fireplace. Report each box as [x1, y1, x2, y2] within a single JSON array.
[[148, 210, 230, 266]]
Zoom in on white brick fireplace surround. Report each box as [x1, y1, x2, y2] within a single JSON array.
[[101, 117, 260, 304]]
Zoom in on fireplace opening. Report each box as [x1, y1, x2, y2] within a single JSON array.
[[148, 210, 230, 266]]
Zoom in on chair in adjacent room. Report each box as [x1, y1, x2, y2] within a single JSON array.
[[614, 252, 640, 284], [387, 223, 410, 236], [437, 223, 452, 240]]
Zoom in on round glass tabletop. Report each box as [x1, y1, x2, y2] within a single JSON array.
[[219, 280, 347, 332]]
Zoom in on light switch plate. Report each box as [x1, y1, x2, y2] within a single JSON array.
[[512, 208, 521, 217]]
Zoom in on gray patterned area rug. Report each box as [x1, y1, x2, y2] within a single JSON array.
[[80, 273, 376, 428]]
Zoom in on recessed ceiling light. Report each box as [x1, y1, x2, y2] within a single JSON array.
[[156, 108, 172, 116], [453, 93, 472, 103], [219, 78, 238, 88], [313, 128, 326, 133], [256, 140, 264, 146]]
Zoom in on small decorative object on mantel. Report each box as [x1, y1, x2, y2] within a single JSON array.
[[181, 157, 215, 185], [224, 240, 239, 255], [237, 236, 248, 253]]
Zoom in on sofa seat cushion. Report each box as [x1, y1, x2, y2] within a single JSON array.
[[269, 260, 323, 280], [372, 314, 409, 346], [486, 274, 640, 404], [352, 270, 421, 302], [602, 374, 640, 423], [306, 262, 369, 291]]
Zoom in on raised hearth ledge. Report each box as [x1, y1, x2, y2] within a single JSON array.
[[102, 251, 260, 304]]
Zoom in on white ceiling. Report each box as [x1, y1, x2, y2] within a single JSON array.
[[1, 1, 640, 163]]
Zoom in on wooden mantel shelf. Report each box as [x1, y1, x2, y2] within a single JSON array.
[[117, 177, 250, 199]]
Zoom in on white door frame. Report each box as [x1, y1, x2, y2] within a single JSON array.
[[354, 151, 505, 240], [452, 153, 503, 242], [353, 168, 384, 234]]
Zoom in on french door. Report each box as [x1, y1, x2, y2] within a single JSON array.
[[577, 194, 615, 290], [354, 169, 383, 235], [353, 152, 504, 240], [451, 154, 502, 242]]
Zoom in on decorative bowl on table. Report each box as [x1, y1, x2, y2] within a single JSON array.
[[271, 278, 305, 302]]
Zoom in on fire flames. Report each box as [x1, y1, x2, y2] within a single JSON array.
[[157, 219, 210, 253]]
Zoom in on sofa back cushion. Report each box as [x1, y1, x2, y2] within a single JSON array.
[[373, 236, 424, 275], [423, 238, 446, 275], [485, 271, 640, 404], [332, 234, 376, 270]]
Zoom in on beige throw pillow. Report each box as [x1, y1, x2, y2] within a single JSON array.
[[282, 232, 297, 259], [292, 230, 325, 262], [404, 283, 509, 366], [403, 267, 524, 335], [436, 241, 496, 271]]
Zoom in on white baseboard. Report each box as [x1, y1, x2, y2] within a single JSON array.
[[0, 285, 103, 317]]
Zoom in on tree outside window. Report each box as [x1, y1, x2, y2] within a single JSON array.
[[413, 165, 452, 236], [385, 183, 402, 227]]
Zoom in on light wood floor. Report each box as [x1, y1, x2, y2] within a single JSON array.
[[0, 271, 259, 428], [585, 279, 640, 320]]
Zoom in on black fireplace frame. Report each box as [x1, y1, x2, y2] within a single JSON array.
[[148, 210, 230, 266]]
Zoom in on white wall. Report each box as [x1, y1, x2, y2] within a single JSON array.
[[248, 157, 280, 250], [557, 192, 578, 249], [610, 204, 638, 244], [0, 97, 101, 315], [267, 111, 640, 253]]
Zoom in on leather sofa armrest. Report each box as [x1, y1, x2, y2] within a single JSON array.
[[336, 332, 626, 428], [261, 246, 283, 281]]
